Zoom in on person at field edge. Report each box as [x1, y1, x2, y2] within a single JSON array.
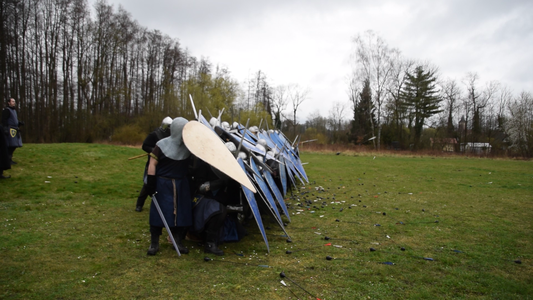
[[2, 98, 24, 165], [135, 117, 172, 212], [0, 123, 11, 179], [145, 117, 192, 256]]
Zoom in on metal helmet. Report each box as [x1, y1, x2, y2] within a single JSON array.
[[255, 144, 266, 153], [249, 126, 259, 134], [209, 117, 220, 128], [156, 117, 190, 160], [257, 138, 267, 147], [161, 116, 172, 131], [225, 142, 237, 153], [238, 151, 247, 160], [232, 122, 240, 130], [221, 121, 230, 131]]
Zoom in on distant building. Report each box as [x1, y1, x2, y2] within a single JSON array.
[[460, 142, 492, 154], [430, 138, 457, 152]]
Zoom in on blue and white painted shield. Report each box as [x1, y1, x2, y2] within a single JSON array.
[[237, 158, 269, 253]]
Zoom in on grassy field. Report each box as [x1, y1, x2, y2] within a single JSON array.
[[1, 144, 532, 299]]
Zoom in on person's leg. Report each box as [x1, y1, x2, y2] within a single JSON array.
[[147, 226, 162, 255], [204, 207, 227, 256], [0, 170, 10, 179], [8, 147, 16, 164], [135, 184, 149, 211], [170, 227, 189, 254]]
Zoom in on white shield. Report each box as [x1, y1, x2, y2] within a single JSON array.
[[182, 120, 256, 193]]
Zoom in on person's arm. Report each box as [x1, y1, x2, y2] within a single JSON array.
[[145, 147, 160, 195], [147, 155, 158, 176], [142, 131, 158, 153], [1, 109, 9, 127]]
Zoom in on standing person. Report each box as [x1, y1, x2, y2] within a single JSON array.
[[0, 123, 11, 179], [2, 98, 24, 164], [135, 117, 172, 212], [145, 117, 192, 256]]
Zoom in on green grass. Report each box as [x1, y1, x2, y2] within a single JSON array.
[[1, 144, 532, 299]]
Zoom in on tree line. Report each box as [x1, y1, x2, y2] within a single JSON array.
[[343, 30, 532, 157], [0, 0, 279, 143], [2, 2, 531, 157]]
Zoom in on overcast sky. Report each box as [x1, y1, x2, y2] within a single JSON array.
[[90, 0, 532, 122]]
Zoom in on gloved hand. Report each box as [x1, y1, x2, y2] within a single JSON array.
[[199, 179, 229, 194], [146, 175, 157, 196], [199, 181, 211, 193], [18, 121, 25, 126]]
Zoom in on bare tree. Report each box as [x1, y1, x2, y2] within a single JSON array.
[[328, 101, 348, 143], [497, 85, 513, 129], [271, 85, 289, 129], [505, 92, 533, 157], [351, 30, 397, 150], [441, 78, 462, 136], [288, 84, 309, 136], [386, 51, 415, 147], [461, 72, 480, 148]]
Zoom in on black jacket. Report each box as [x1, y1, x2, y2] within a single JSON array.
[[142, 127, 170, 153]]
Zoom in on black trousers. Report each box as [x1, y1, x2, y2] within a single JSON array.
[[204, 207, 227, 244], [8, 147, 15, 161], [136, 184, 149, 208]]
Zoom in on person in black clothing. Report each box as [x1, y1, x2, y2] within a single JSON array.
[[189, 156, 229, 256], [145, 117, 192, 256], [135, 117, 172, 212], [0, 123, 11, 179], [189, 142, 244, 256], [2, 98, 24, 165]]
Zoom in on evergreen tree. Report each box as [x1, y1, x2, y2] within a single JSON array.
[[351, 79, 375, 144], [400, 66, 442, 150]]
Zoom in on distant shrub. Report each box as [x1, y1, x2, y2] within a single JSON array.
[[111, 124, 146, 145]]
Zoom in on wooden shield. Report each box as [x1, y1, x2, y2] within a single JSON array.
[[183, 120, 256, 193]]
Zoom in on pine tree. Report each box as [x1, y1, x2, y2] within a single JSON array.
[[351, 79, 375, 144], [400, 66, 442, 150]]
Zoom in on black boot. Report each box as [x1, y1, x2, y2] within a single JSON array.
[[204, 229, 224, 256], [204, 241, 224, 256], [147, 231, 160, 256], [171, 227, 189, 254], [203, 209, 226, 256]]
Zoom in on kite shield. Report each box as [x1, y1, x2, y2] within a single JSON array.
[[183, 120, 257, 193]]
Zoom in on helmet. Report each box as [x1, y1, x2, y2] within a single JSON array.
[[232, 122, 240, 129], [161, 116, 172, 131], [257, 139, 267, 147], [157, 117, 190, 160], [209, 117, 220, 128], [221, 121, 230, 131], [255, 144, 266, 153], [238, 152, 247, 160], [225, 142, 237, 153], [249, 126, 259, 134]]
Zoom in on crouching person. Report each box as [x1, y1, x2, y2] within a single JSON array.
[[189, 155, 238, 256], [145, 117, 192, 256]]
